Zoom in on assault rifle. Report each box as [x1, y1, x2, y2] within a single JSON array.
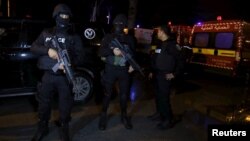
[[111, 38, 145, 77], [51, 36, 76, 86]]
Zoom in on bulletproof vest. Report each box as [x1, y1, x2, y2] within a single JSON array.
[[112, 34, 130, 48]]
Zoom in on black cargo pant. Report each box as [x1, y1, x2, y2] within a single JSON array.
[[155, 72, 173, 121], [37, 72, 73, 123], [101, 65, 130, 114]]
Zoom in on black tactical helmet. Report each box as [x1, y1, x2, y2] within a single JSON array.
[[112, 14, 128, 26], [52, 3, 72, 18]]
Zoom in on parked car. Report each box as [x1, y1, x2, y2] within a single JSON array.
[[0, 18, 96, 103]]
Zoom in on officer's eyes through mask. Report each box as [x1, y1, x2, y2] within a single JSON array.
[[114, 23, 125, 34], [56, 13, 70, 28], [59, 13, 70, 19]]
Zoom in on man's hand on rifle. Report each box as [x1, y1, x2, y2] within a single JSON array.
[[128, 65, 134, 73], [48, 48, 59, 60], [148, 72, 153, 80], [58, 63, 66, 72], [48, 48, 65, 72], [113, 48, 122, 56], [165, 73, 175, 80]]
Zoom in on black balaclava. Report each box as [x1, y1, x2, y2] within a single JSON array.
[[112, 14, 127, 34], [52, 4, 72, 31], [56, 13, 70, 29]]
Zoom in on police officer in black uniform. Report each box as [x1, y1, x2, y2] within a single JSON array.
[[98, 14, 135, 130], [30, 3, 84, 141], [148, 25, 183, 130]]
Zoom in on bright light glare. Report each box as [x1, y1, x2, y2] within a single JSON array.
[[20, 53, 27, 57]]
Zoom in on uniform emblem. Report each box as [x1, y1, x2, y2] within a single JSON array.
[[155, 49, 161, 53], [84, 28, 96, 39]]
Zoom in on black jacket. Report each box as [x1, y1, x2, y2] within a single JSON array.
[[31, 27, 84, 71], [151, 38, 183, 76]]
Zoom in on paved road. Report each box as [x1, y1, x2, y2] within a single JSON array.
[[0, 73, 248, 141], [0, 97, 208, 141], [72, 99, 207, 141]]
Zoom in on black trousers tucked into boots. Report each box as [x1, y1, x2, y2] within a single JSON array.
[[59, 122, 70, 141], [32, 73, 73, 141], [31, 120, 49, 141], [99, 65, 132, 130]]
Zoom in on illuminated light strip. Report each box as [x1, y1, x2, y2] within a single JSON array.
[[195, 21, 243, 26], [190, 61, 234, 70], [193, 20, 245, 32]]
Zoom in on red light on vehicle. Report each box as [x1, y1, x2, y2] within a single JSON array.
[[217, 16, 222, 21], [25, 14, 32, 18]]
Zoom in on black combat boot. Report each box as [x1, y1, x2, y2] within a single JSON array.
[[98, 112, 107, 130], [156, 119, 174, 130], [31, 120, 49, 141], [156, 115, 174, 130], [121, 112, 133, 129], [59, 122, 70, 141], [147, 112, 161, 121]]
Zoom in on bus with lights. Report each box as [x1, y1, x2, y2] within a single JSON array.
[[189, 19, 250, 79]]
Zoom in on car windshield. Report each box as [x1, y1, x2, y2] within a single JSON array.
[[0, 26, 20, 48]]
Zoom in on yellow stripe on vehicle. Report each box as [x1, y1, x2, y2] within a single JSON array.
[[202, 49, 214, 55], [193, 48, 236, 57], [217, 50, 235, 57], [192, 48, 200, 53], [192, 48, 214, 55]]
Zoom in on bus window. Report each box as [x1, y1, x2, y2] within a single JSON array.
[[215, 33, 234, 49], [194, 33, 209, 47]]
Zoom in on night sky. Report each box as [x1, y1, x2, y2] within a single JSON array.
[[136, 0, 249, 27], [9, 0, 250, 28]]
